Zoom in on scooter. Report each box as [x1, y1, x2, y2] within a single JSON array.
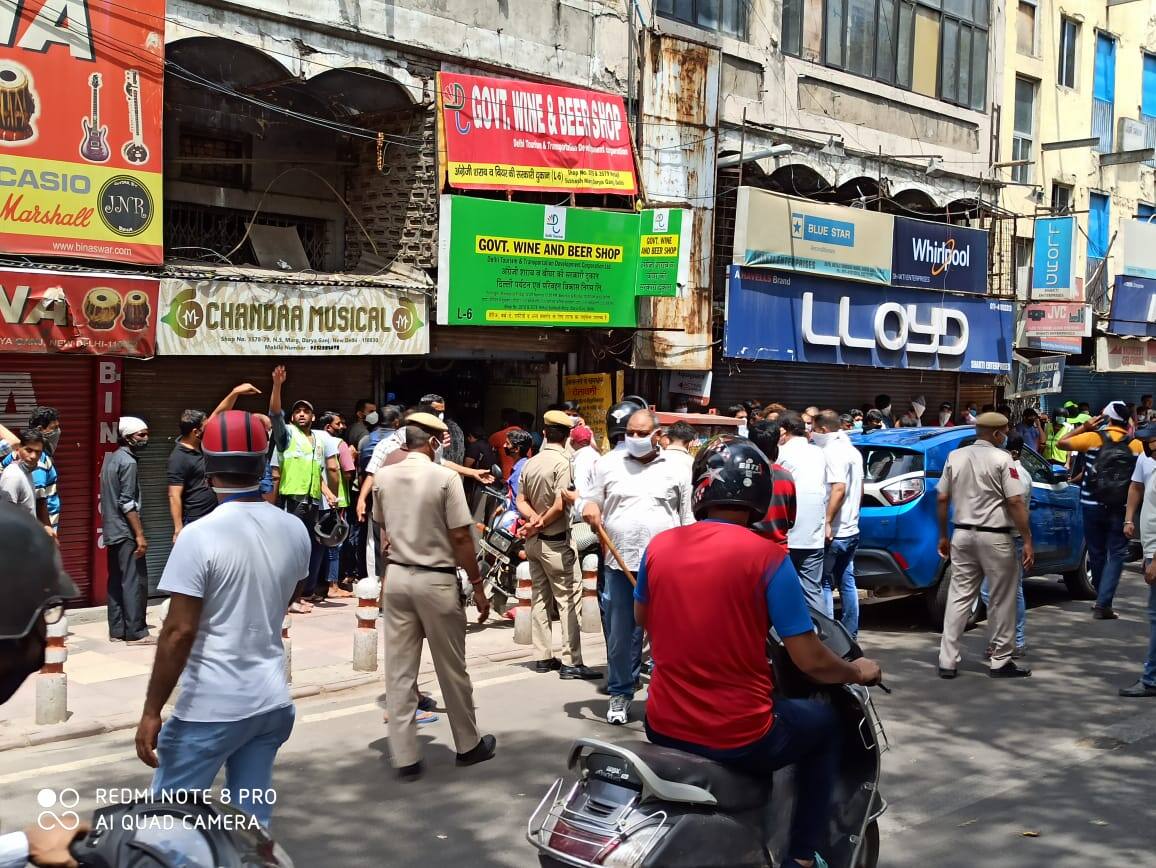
[[526, 611, 888, 868], [474, 465, 524, 614]]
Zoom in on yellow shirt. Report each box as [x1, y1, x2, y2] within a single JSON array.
[[1063, 426, 1144, 456]]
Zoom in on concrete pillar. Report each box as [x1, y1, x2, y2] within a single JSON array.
[[513, 560, 533, 645], [579, 553, 601, 634], [35, 616, 68, 725], [353, 577, 381, 672], [282, 614, 292, 685]]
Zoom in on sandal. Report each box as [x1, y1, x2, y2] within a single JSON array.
[[328, 587, 354, 598], [289, 601, 313, 614]]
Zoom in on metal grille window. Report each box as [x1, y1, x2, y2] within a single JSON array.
[[1058, 17, 1079, 88], [165, 202, 328, 269], [655, 0, 746, 37], [1011, 77, 1036, 184], [175, 130, 251, 189]]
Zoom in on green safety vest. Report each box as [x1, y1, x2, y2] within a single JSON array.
[[1043, 422, 1071, 463], [279, 426, 322, 499]]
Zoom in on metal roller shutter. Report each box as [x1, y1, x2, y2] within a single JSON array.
[[123, 357, 374, 590], [711, 359, 998, 419], [1039, 366, 1156, 414], [430, 326, 581, 357], [0, 356, 95, 601]]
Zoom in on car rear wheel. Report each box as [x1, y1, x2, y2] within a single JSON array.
[[927, 563, 985, 630], [1063, 549, 1096, 600]]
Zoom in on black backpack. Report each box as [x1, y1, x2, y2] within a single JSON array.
[[1087, 432, 1138, 508]]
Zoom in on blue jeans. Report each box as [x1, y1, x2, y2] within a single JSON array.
[[602, 568, 643, 697], [1143, 561, 1156, 687], [302, 539, 326, 598], [1084, 504, 1129, 609], [646, 697, 839, 863], [981, 537, 1027, 647], [822, 535, 860, 638], [789, 548, 826, 614], [152, 705, 295, 827]]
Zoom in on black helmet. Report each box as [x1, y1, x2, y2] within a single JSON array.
[[606, 397, 647, 443], [0, 503, 78, 640], [690, 435, 773, 521]]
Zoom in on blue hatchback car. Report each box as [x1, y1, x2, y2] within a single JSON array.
[[850, 426, 1094, 627]]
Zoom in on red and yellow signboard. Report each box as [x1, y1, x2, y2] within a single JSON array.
[[437, 71, 637, 195], [0, 2, 164, 264], [0, 268, 159, 356]]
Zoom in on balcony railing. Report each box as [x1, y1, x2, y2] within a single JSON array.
[[1144, 113, 1156, 168], [1093, 98, 1114, 153]]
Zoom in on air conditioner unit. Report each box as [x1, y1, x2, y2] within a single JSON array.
[[1119, 117, 1147, 151]]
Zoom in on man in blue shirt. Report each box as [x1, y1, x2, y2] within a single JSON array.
[[0, 405, 62, 536], [504, 428, 534, 511]]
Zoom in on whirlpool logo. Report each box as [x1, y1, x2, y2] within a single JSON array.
[[910, 236, 971, 276]]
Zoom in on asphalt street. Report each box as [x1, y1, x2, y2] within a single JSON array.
[[1, 568, 1152, 868]]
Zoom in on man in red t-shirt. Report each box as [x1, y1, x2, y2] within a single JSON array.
[[635, 435, 881, 868], [489, 408, 526, 481]]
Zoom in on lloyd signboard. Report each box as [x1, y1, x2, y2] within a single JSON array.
[[891, 217, 988, 294], [1030, 216, 1080, 301], [1108, 275, 1156, 338], [723, 266, 1013, 372], [436, 71, 636, 195], [733, 188, 893, 285], [0, 1, 164, 264], [156, 279, 428, 355]]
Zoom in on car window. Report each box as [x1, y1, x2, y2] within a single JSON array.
[[856, 447, 923, 482], [1017, 447, 1052, 484]]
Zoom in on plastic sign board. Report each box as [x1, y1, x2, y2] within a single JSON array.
[[1120, 219, 1156, 280], [891, 217, 989, 294], [1030, 216, 1080, 300]]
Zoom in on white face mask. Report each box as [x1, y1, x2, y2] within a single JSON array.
[[852, 421, 863, 432], [437, 412, 445, 421], [364, 411, 380, 426], [624, 434, 655, 458], [811, 432, 830, 447], [939, 412, 951, 425], [737, 423, 749, 438]]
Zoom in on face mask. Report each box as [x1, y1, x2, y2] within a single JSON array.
[[994, 431, 1009, 448], [624, 435, 655, 458], [852, 421, 863, 432], [364, 411, 380, 427], [805, 422, 813, 433], [42, 429, 61, 454], [130, 438, 149, 453], [913, 404, 926, 419], [438, 412, 445, 421], [504, 446, 518, 456], [737, 423, 749, 438], [939, 412, 952, 425], [811, 432, 830, 447]]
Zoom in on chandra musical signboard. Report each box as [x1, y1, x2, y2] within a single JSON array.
[[436, 71, 636, 195], [0, 1, 164, 264]]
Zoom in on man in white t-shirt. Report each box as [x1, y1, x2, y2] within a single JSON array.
[[776, 411, 830, 612], [814, 410, 865, 637], [1122, 423, 1156, 697], [136, 411, 310, 827]]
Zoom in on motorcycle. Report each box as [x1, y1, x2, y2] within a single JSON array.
[[526, 610, 888, 868], [474, 464, 524, 615]]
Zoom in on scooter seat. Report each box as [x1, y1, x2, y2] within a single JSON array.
[[628, 742, 770, 813]]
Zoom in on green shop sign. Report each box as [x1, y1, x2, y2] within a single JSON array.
[[436, 196, 685, 327]]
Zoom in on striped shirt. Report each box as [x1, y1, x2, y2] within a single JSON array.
[[0, 443, 60, 528], [758, 464, 797, 545]]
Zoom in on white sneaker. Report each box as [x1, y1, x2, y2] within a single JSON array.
[[607, 695, 630, 725]]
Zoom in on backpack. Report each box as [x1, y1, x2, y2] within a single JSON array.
[[1087, 432, 1138, 507]]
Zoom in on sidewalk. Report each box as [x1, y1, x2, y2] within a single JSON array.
[[0, 597, 568, 752]]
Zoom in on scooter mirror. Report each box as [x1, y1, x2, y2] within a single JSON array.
[[490, 463, 504, 482]]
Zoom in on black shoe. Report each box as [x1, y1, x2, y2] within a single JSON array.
[[534, 658, 562, 673], [560, 665, 602, 680], [397, 761, 423, 782], [989, 662, 1032, 678], [937, 667, 958, 679], [640, 660, 654, 676], [1118, 680, 1156, 698], [456, 734, 497, 766], [1092, 607, 1119, 620], [416, 693, 437, 712]]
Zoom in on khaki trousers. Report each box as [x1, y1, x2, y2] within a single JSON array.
[[938, 529, 1019, 670], [383, 565, 480, 767], [525, 535, 583, 667]]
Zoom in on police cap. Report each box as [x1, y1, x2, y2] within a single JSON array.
[[543, 410, 576, 428], [975, 411, 1009, 428], [406, 411, 448, 433]]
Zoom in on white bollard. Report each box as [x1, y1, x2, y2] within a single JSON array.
[[36, 616, 68, 725], [353, 577, 382, 672], [282, 614, 292, 685], [579, 553, 601, 634], [513, 560, 533, 646]]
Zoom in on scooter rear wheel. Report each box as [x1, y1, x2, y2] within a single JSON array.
[[855, 819, 880, 868]]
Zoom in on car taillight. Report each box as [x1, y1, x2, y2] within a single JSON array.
[[880, 477, 924, 505]]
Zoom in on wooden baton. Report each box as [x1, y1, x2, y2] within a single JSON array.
[[594, 523, 636, 588]]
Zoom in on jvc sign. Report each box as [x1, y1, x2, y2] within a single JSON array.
[[1031, 216, 1079, 301], [723, 266, 1013, 372], [891, 217, 988, 295]]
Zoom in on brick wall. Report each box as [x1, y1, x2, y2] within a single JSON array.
[[344, 106, 439, 271]]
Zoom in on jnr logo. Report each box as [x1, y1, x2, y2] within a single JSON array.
[[37, 787, 81, 831]]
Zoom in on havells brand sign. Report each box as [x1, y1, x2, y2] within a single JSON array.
[[723, 266, 1013, 372], [892, 217, 988, 295]]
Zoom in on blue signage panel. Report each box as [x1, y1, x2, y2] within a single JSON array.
[[891, 217, 989, 295], [723, 266, 1013, 372], [1031, 216, 1078, 299], [1108, 275, 1156, 337]]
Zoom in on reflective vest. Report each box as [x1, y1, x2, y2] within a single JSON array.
[[1044, 422, 1071, 463], [278, 426, 322, 498]]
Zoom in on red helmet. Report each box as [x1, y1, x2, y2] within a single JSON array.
[[202, 410, 268, 480]]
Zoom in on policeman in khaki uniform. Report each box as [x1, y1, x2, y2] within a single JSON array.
[[937, 412, 1035, 679], [516, 410, 602, 680], [372, 412, 496, 781]]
